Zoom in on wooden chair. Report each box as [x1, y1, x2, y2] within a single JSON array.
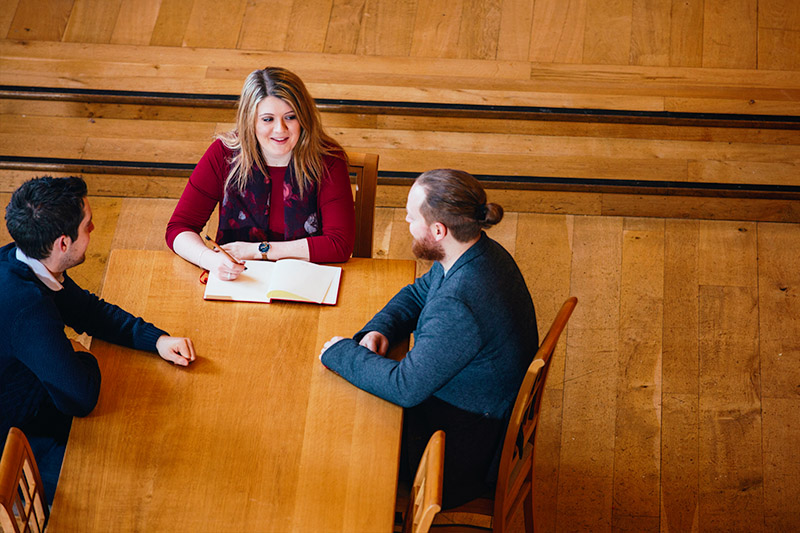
[[437, 297, 578, 533], [401, 430, 445, 533], [347, 152, 379, 258], [0, 428, 49, 533]]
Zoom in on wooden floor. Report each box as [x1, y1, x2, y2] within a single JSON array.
[[1, 195, 798, 532], [1, 0, 799, 531]]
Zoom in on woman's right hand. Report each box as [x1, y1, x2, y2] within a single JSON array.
[[201, 248, 246, 281]]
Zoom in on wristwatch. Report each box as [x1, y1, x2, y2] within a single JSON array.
[[258, 241, 271, 260]]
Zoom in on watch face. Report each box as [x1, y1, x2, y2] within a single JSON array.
[[259, 242, 270, 253]]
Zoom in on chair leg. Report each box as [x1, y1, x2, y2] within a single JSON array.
[[523, 483, 535, 533]]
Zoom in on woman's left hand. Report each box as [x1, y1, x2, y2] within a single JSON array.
[[220, 241, 261, 261]]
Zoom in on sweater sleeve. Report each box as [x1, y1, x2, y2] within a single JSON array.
[[11, 299, 101, 417], [321, 294, 482, 408], [353, 270, 433, 346], [306, 155, 355, 263], [57, 275, 167, 353], [165, 139, 229, 249]]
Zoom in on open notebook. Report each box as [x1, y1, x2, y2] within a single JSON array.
[[204, 259, 342, 305]]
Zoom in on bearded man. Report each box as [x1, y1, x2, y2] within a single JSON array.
[[320, 169, 538, 508]]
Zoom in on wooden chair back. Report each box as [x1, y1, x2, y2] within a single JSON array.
[[0, 428, 48, 533], [402, 430, 445, 533], [347, 152, 379, 258], [441, 297, 577, 532], [494, 296, 577, 532]]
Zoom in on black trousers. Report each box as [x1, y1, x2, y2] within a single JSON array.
[[401, 396, 505, 509]]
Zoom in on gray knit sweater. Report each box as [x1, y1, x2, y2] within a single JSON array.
[[321, 232, 538, 420]]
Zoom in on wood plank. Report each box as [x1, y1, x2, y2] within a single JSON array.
[[375, 115, 800, 146], [688, 160, 800, 187], [758, 28, 800, 71], [669, 0, 703, 67], [7, 0, 73, 41], [496, 0, 534, 61], [371, 206, 394, 258], [285, 0, 334, 53], [528, 0, 586, 63], [0, 0, 21, 39], [484, 210, 517, 255], [236, 0, 292, 50], [756, 222, 800, 399], [612, 218, 663, 524], [457, 0, 502, 60], [514, 213, 573, 532], [697, 285, 764, 532], [63, 0, 123, 44], [600, 194, 800, 223], [182, 0, 247, 48], [662, 219, 699, 395], [355, 0, 417, 56], [758, 0, 800, 31], [661, 393, 700, 533], [110, 197, 179, 250], [68, 195, 123, 295], [110, 0, 161, 45], [0, 114, 219, 142], [761, 398, 800, 531], [630, 0, 671, 66], [557, 216, 622, 531], [697, 220, 757, 287], [410, 0, 464, 58], [0, 192, 11, 245], [150, 0, 195, 47], [582, 0, 633, 65], [702, 0, 758, 69], [324, 0, 366, 54]]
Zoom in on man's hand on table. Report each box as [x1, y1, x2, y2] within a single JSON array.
[[156, 336, 196, 366]]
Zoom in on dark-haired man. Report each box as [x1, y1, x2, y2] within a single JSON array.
[[320, 169, 538, 508], [1, 176, 196, 504]]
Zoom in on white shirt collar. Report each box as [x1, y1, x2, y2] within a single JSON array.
[[15, 247, 64, 291]]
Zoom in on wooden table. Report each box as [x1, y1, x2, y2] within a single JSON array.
[[48, 250, 416, 532]]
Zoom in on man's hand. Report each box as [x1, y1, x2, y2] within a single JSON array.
[[156, 336, 196, 367], [319, 336, 346, 359], [359, 331, 389, 356]]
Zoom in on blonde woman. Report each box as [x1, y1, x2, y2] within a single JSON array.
[[166, 67, 355, 280]]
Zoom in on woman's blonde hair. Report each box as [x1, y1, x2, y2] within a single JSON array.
[[218, 67, 345, 196]]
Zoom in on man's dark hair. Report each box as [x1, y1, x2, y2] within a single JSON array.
[[5, 176, 88, 259], [416, 169, 503, 242]]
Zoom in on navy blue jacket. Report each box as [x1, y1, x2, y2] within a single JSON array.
[[0, 243, 166, 441]]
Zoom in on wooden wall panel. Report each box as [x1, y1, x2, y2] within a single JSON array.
[[182, 0, 246, 49], [759, 29, 800, 70], [410, 0, 464, 58], [514, 213, 574, 533], [457, 0, 502, 60], [557, 216, 621, 531], [7, 0, 73, 41], [630, 0, 671, 66], [528, 0, 586, 63], [285, 0, 334, 52], [0, 0, 21, 39], [702, 0, 758, 69], [149, 0, 194, 47], [356, 0, 417, 56], [669, 0, 704, 66], [496, 0, 534, 61], [583, 0, 633, 65], [612, 218, 663, 529], [63, 0, 122, 43], [237, 0, 293, 51], [324, 0, 366, 54], [110, 0, 161, 45]]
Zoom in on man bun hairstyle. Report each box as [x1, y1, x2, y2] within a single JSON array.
[[415, 169, 503, 242], [5, 176, 88, 260]]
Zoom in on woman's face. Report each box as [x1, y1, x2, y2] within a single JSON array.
[[255, 96, 301, 166]]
